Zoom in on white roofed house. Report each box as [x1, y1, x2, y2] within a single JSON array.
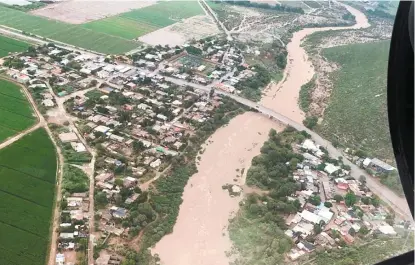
[[157, 113, 168, 121], [368, 158, 395, 173], [324, 163, 340, 175]]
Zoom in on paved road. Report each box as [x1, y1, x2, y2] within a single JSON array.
[[0, 9, 410, 220], [162, 76, 412, 220]]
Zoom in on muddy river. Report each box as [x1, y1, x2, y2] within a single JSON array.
[[152, 112, 284, 265], [261, 3, 370, 123], [152, 3, 370, 264]]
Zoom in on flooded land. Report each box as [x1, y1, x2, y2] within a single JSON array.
[[261, 3, 370, 123], [152, 112, 284, 265]]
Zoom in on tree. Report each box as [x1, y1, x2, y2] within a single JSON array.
[[359, 225, 370, 235], [345, 192, 357, 207], [114, 178, 124, 187], [359, 175, 366, 184], [324, 201, 333, 208], [361, 196, 370, 205], [303, 116, 318, 129], [313, 223, 322, 234], [89, 79, 98, 87], [308, 195, 321, 206], [334, 194, 343, 203], [95, 191, 108, 208], [371, 196, 380, 207], [348, 227, 356, 236]]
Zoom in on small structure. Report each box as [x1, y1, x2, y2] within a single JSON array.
[[56, 253, 65, 265], [368, 158, 395, 173], [58, 132, 78, 143]]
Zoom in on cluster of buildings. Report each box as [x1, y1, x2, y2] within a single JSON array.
[[281, 139, 407, 261], [57, 192, 90, 265]]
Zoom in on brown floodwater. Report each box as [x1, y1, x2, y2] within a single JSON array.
[[260, 3, 370, 123], [152, 112, 284, 265]]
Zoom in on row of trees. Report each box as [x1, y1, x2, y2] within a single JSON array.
[[136, 97, 248, 256]]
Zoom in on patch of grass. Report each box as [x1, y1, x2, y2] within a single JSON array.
[[62, 164, 89, 194], [0, 35, 29, 57], [0, 128, 57, 265], [316, 40, 393, 160], [313, 234, 414, 265], [0, 5, 139, 54], [0, 79, 36, 142], [229, 206, 289, 265]]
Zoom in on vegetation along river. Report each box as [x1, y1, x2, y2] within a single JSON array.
[[152, 2, 370, 264]]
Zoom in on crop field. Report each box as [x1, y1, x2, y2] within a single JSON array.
[[0, 5, 139, 54], [0, 35, 29, 58], [83, 1, 203, 39], [0, 79, 36, 142], [316, 41, 393, 160], [0, 128, 57, 265]]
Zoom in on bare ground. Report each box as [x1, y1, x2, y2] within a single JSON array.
[[139, 15, 220, 46], [31, 0, 156, 24]]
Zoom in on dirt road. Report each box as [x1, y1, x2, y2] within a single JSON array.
[[0, 78, 65, 265], [46, 81, 97, 265]]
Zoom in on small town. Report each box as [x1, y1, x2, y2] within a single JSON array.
[[0, 38, 411, 265]]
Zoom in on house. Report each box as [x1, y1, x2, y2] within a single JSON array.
[[110, 206, 128, 219], [16, 74, 30, 83], [297, 241, 315, 253], [60, 233, 74, 239], [56, 253, 65, 265], [292, 222, 314, 237], [58, 132, 78, 143], [150, 158, 162, 168], [368, 158, 395, 173], [325, 163, 340, 175], [70, 142, 87, 152], [96, 172, 114, 182], [94, 125, 111, 134], [125, 193, 140, 204], [42, 99, 55, 107], [123, 176, 138, 188], [300, 210, 322, 224]]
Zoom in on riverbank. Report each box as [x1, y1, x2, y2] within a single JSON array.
[[260, 2, 370, 124], [152, 112, 285, 265]]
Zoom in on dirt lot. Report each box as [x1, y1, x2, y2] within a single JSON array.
[[31, 0, 156, 24], [139, 15, 220, 46]]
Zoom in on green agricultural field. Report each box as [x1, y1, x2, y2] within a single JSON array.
[[0, 5, 139, 54], [83, 1, 203, 39], [0, 79, 36, 142], [0, 128, 57, 265], [0, 35, 29, 58], [316, 41, 393, 160]]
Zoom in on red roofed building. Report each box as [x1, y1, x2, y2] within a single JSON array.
[[337, 182, 349, 190]]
